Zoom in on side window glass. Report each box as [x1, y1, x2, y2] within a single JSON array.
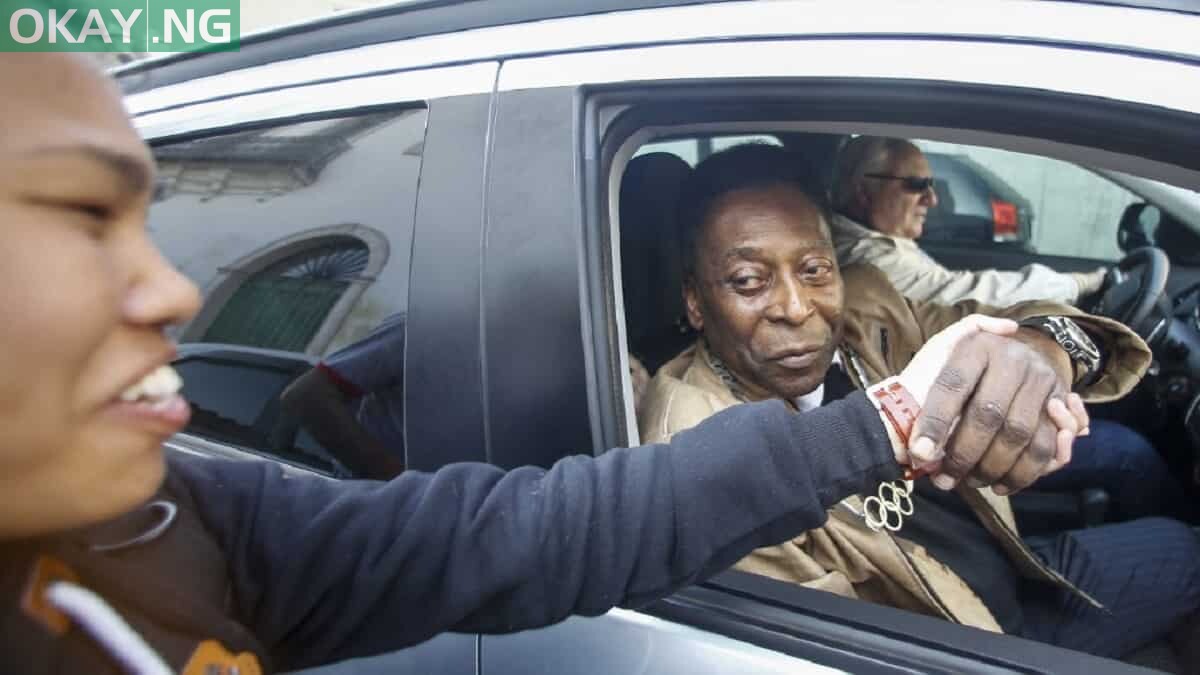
[[150, 108, 427, 478], [917, 141, 1140, 261]]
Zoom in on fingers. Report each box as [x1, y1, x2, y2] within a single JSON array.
[[923, 315, 1019, 354], [993, 414, 1059, 496], [1043, 396, 1078, 471], [936, 356, 1026, 489], [994, 388, 1076, 495], [971, 315, 1021, 337], [911, 335, 990, 485], [966, 363, 1054, 488], [1067, 393, 1090, 436]]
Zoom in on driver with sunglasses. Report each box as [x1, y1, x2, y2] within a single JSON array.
[[829, 135, 1107, 307], [829, 135, 1195, 530]]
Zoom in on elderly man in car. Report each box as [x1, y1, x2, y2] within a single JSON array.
[[637, 143, 1200, 660], [829, 135, 1108, 306], [829, 136, 1193, 525]]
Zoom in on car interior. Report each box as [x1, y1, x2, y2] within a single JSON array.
[[612, 123, 1200, 671]]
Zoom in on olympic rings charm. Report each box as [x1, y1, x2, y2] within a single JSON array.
[[863, 480, 915, 532]]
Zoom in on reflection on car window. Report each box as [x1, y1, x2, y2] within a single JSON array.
[[917, 141, 1140, 261], [150, 108, 427, 476]]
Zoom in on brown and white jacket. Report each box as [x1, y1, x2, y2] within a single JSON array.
[[638, 263, 1151, 632]]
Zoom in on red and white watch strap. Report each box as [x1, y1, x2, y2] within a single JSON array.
[[867, 377, 930, 481]]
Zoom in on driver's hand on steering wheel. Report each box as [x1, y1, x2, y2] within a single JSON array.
[[1071, 266, 1110, 305]]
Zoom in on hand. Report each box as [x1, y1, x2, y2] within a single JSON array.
[[629, 354, 651, 416], [909, 327, 1091, 496], [1070, 266, 1109, 298], [888, 315, 1019, 468]]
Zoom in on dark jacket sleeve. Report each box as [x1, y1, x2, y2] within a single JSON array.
[[170, 393, 899, 669]]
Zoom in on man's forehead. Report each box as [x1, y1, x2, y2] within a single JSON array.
[[890, 145, 931, 172], [707, 190, 830, 244]]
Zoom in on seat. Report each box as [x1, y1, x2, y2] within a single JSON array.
[[619, 152, 696, 374]]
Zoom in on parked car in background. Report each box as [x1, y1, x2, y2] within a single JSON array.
[[117, 0, 1200, 672], [922, 151, 1035, 248]]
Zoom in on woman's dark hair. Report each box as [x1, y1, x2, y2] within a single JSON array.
[[677, 143, 831, 278]]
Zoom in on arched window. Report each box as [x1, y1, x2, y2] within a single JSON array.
[[189, 231, 384, 353]]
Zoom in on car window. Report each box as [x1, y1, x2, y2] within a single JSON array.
[[150, 108, 426, 476], [916, 140, 1141, 261]]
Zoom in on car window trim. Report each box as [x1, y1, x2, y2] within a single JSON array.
[[119, 0, 1200, 110], [134, 63, 497, 141], [498, 39, 1200, 117]]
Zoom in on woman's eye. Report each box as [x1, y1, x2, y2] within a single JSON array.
[[63, 203, 113, 238]]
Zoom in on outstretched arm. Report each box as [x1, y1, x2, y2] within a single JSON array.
[[172, 394, 899, 670]]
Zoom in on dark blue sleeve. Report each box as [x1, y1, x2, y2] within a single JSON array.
[[169, 393, 899, 669]]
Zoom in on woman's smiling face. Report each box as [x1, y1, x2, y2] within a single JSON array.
[[0, 55, 202, 538]]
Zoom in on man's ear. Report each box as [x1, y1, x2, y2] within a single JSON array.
[[683, 279, 704, 332], [853, 180, 872, 216]]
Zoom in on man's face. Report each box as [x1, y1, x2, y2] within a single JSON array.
[[685, 184, 844, 401], [0, 55, 201, 538], [860, 146, 938, 239]]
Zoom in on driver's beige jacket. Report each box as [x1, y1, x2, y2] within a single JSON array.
[[637, 263, 1150, 632], [830, 213, 1092, 306]]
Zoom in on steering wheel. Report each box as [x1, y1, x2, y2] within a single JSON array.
[[1092, 246, 1170, 338]]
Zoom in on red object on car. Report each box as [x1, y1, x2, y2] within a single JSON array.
[[991, 198, 1020, 241]]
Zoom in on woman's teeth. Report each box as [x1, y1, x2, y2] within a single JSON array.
[[119, 365, 183, 403]]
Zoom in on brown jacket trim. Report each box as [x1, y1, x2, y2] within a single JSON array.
[[20, 556, 79, 636]]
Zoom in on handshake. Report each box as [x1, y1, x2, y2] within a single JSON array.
[[884, 315, 1089, 496]]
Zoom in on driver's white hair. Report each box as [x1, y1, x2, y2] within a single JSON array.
[[831, 136, 921, 213]]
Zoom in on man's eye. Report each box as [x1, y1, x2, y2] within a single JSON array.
[[802, 262, 834, 282], [730, 273, 766, 292]]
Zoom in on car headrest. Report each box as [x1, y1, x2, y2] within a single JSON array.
[[619, 152, 695, 373]]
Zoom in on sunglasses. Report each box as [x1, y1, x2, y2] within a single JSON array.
[[865, 173, 936, 193]]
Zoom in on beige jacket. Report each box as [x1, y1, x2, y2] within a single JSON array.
[[638, 263, 1150, 631], [831, 213, 1099, 306]]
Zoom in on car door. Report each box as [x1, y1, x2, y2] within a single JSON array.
[[127, 57, 499, 673], [117, 2, 1200, 673], [479, 4, 1199, 672]]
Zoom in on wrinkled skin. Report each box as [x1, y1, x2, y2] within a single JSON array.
[[685, 185, 844, 401], [853, 143, 938, 239], [684, 181, 1083, 494]]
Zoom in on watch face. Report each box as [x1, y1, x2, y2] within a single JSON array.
[[1046, 317, 1100, 368]]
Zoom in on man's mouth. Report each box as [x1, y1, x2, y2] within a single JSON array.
[[769, 346, 824, 370]]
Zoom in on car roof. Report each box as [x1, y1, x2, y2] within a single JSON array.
[[114, 0, 707, 93], [115, 0, 1200, 97]]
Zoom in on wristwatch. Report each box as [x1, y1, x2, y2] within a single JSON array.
[[864, 377, 927, 532], [1018, 316, 1102, 387], [865, 378, 929, 481]]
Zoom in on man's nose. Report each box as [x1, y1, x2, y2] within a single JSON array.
[[922, 184, 939, 207], [122, 234, 202, 328], [764, 274, 814, 325]]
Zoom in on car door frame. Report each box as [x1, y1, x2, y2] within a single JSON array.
[[528, 33, 1200, 672]]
